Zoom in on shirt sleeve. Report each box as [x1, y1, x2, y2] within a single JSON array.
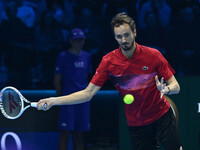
[[156, 52, 175, 81], [90, 56, 110, 87]]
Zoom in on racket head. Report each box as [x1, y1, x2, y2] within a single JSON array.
[[0, 86, 24, 119]]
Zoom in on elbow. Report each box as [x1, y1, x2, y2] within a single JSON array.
[[88, 92, 95, 101], [85, 93, 93, 101], [83, 89, 94, 102], [88, 97, 93, 102]]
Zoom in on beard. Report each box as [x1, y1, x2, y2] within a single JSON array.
[[121, 41, 134, 51]]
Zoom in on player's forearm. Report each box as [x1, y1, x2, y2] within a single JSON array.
[[37, 83, 100, 110], [53, 89, 93, 105]]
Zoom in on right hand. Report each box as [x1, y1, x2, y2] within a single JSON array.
[[37, 97, 55, 111], [155, 75, 166, 98]]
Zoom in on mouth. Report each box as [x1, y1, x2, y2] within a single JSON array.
[[122, 42, 129, 46], [122, 43, 129, 47], [122, 44, 129, 48]]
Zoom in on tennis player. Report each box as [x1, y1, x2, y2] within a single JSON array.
[[38, 12, 182, 150]]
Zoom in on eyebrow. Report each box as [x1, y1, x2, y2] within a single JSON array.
[[115, 32, 129, 36]]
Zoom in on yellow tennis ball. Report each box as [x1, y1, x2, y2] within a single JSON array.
[[123, 94, 134, 104]]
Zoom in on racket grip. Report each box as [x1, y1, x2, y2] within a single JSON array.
[[31, 102, 47, 109], [30, 102, 38, 108]]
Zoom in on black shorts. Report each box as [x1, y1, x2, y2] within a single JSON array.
[[128, 108, 182, 150]]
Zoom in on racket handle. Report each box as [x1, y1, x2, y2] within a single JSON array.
[[30, 102, 47, 109], [30, 102, 38, 108]]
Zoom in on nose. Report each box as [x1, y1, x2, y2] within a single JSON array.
[[121, 36, 126, 43]]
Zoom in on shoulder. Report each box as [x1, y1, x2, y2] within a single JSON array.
[[58, 51, 68, 57], [57, 51, 69, 61], [139, 44, 163, 57], [102, 49, 118, 61], [82, 50, 91, 57]]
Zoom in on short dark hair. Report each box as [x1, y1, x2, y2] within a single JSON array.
[[111, 12, 136, 33]]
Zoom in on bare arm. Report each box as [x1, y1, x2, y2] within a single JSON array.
[[155, 75, 180, 98], [37, 83, 101, 110], [165, 75, 180, 95]]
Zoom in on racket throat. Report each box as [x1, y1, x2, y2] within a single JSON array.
[[30, 102, 38, 108]]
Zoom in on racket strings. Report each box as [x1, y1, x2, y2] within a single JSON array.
[[1, 89, 22, 117]]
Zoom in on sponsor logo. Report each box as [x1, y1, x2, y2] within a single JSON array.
[[9, 93, 18, 114], [142, 66, 148, 70], [1, 132, 22, 150]]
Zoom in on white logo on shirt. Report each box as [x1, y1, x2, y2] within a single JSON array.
[[61, 123, 67, 127], [74, 61, 84, 68]]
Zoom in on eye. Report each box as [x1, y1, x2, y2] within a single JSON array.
[[116, 35, 122, 39], [124, 33, 130, 37]]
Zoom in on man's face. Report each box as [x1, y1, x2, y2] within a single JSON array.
[[114, 23, 136, 51]]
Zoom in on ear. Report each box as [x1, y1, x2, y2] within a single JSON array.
[[134, 28, 137, 37]]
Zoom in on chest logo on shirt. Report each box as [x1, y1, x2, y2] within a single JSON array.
[[142, 66, 149, 70], [74, 61, 84, 68]]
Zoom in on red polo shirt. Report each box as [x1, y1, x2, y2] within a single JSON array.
[[91, 43, 175, 126]]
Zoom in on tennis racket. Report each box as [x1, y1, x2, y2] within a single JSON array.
[[0, 86, 47, 119]]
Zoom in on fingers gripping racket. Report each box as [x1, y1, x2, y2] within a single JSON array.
[[0, 86, 47, 119]]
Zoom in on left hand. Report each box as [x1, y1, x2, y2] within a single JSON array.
[[155, 75, 167, 98]]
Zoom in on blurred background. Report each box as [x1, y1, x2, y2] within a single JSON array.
[[0, 0, 200, 150], [0, 0, 200, 89]]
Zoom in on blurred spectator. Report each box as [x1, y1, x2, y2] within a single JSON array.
[[46, 0, 66, 25], [137, 11, 166, 55], [100, 0, 136, 19], [115, 0, 137, 18], [0, 1, 35, 88], [170, 0, 200, 17], [136, 0, 149, 13], [167, 6, 200, 76], [16, 1, 36, 28], [0, 0, 7, 24], [34, 0, 48, 24], [137, 0, 171, 30], [61, 0, 75, 43], [74, 7, 103, 57], [34, 11, 64, 88], [63, 0, 75, 28], [0, 0, 198, 90], [52, 3, 64, 24]]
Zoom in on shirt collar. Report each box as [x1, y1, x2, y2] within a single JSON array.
[[117, 42, 140, 61]]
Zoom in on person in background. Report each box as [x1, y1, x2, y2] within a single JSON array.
[[0, 1, 35, 89], [54, 28, 92, 150], [137, 0, 171, 30], [34, 11, 63, 88]]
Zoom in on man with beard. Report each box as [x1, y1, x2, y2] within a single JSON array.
[[38, 12, 182, 150]]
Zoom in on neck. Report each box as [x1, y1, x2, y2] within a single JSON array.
[[69, 47, 81, 55], [121, 42, 136, 59]]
